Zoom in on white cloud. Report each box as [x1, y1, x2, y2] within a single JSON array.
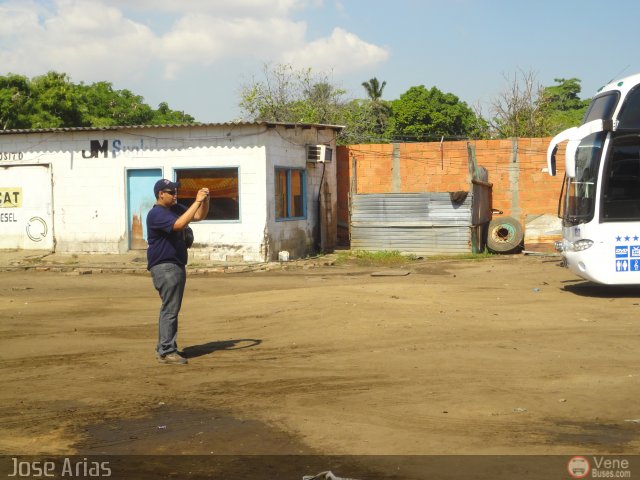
[[157, 13, 308, 75], [0, 1, 45, 38], [281, 27, 390, 75], [109, 0, 316, 17], [0, 0, 388, 84], [0, 0, 156, 81]]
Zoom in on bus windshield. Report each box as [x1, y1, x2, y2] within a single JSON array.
[[561, 131, 606, 226], [616, 86, 640, 129], [583, 92, 619, 124]]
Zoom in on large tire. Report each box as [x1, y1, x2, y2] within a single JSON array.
[[487, 216, 524, 254]]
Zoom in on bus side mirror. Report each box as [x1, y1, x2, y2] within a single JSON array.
[[547, 120, 612, 178], [565, 139, 578, 178], [564, 119, 612, 179], [547, 127, 578, 177], [548, 146, 558, 176]]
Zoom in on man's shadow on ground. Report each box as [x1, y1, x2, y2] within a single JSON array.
[[182, 339, 262, 359]]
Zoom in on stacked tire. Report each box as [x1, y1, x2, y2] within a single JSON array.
[[487, 216, 524, 254]]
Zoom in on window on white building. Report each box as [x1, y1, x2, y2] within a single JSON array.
[[275, 168, 306, 220], [175, 168, 239, 221]]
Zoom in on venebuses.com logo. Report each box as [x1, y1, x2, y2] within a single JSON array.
[[567, 456, 632, 479]]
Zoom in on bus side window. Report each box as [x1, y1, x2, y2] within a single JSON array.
[[602, 139, 640, 220]]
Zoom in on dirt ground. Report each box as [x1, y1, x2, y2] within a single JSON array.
[[1, 252, 640, 477]]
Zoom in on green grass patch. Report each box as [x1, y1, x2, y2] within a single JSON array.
[[334, 250, 494, 266], [334, 250, 418, 266]]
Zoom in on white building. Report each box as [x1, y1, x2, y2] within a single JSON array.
[[0, 122, 341, 262]]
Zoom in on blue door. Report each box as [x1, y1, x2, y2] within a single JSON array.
[[126, 169, 162, 250]]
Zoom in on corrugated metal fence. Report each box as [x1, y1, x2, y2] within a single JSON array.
[[350, 192, 473, 255]]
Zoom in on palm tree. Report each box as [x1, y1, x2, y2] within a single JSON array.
[[362, 77, 386, 102], [362, 77, 389, 136]]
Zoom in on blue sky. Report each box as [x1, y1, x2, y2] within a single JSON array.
[[1, 0, 639, 124]]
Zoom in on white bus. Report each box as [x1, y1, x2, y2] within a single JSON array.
[[547, 73, 640, 285]]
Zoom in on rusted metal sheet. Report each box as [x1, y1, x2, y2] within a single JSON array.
[[351, 193, 472, 255], [471, 167, 492, 253], [472, 168, 492, 226]]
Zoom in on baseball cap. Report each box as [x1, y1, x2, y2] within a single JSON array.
[[153, 179, 180, 197]]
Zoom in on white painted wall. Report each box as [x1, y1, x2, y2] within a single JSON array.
[[265, 126, 338, 259], [0, 123, 338, 262]]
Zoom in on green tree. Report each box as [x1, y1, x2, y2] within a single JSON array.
[[540, 78, 590, 133], [76, 81, 155, 126], [490, 70, 547, 138], [28, 72, 83, 128], [388, 85, 486, 140], [361, 77, 390, 136], [362, 77, 386, 102], [239, 63, 346, 124], [240, 65, 404, 143], [79, 84, 193, 126], [296, 81, 346, 124], [239, 63, 305, 122], [337, 99, 381, 144], [150, 102, 194, 124], [490, 71, 591, 138], [0, 74, 32, 129], [0, 71, 195, 130]]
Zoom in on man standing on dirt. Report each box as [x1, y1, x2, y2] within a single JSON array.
[[147, 179, 210, 365]]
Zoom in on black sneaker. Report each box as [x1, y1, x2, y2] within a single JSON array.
[[157, 352, 188, 365]]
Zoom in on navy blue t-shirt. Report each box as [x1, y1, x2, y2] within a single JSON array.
[[146, 204, 188, 270]]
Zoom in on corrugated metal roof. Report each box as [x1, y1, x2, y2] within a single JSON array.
[[0, 121, 344, 135]]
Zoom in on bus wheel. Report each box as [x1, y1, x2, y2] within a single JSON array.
[[487, 216, 524, 254]]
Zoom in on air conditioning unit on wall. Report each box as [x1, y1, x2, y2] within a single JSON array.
[[306, 144, 333, 163]]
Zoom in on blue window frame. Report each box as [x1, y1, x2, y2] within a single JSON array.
[[276, 168, 306, 220]]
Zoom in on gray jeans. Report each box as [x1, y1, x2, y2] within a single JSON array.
[[150, 262, 186, 356]]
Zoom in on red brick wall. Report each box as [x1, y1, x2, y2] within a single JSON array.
[[337, 138, 566, 244], [398, 142, 471, 193], [516, 137, 566, 218]]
